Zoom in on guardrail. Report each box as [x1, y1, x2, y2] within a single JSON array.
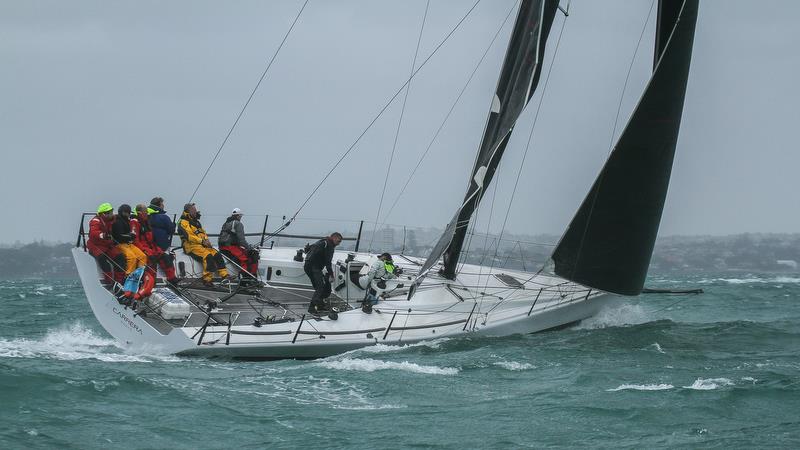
[[76, 212, 365, 252]]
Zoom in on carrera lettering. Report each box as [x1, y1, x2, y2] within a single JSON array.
[[113, 306, 144, 335]]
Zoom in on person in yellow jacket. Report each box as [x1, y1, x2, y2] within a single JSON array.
[[178, 203, 229, 286]]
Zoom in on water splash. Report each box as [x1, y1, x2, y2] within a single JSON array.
[[0, 323, 181, 363], [575, 304, 650, 329]]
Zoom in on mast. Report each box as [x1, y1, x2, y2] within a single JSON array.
[[421, 0, 559, 281], [548, 0, 699, 295]]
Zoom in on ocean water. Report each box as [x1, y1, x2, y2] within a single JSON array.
[[0, 273, 798, 449]]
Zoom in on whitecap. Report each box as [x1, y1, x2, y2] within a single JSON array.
[[352, 338, 450, 355], [494, 360, 535, 371], [683, 377, 734, 390], [646, 343, 666, 354], [606, 383, 673, 392], [35, 285, 53, 291], [317, 357, 458, 375], [574, 303, 649, 329], [0, 323, 182, 363], [741, 376, 757, 384], [26, 429, 38, 436], [719, 277, 761, 284]]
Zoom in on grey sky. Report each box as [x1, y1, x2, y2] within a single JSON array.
[[1, 0, 798, 244]]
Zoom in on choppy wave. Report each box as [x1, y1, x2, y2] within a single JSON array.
[[351, 338, 450, 354], [698, 276, 800, 285], [317, 357, 459, 375], [493, 360, 535, 371], [645, 343, 666, 354], [0, 324, 180, 363], [607, 383, 674, 391], [683, 377, 735, 390]]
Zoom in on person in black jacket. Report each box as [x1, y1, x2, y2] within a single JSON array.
[[304, 232, 343, 314], [111, 204, 147, 274]]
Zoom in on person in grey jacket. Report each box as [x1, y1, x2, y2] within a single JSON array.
[[219, 208, 259, 281], [359, 252, 398, 306]]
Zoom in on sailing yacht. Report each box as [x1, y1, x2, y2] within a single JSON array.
[[72, 0, 699, 359]]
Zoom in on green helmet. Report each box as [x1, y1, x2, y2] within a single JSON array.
[[97, 202, 113, 214]]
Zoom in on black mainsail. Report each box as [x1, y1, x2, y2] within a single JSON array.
[[549, 0, 699, 295], [416, 0, 559, 283]]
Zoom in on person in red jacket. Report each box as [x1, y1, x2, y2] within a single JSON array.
[[131, 204, 179, 284], [87, 203, 125, 286]]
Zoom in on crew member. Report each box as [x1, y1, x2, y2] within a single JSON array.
[[178, 203, 229, 286], [218, 208, 259, 282], [87, 203, 124, 286], [147, 196, 175, 251], [112, 204, 147, 274], [359, 252, 398, 305], [131, 204, 179, 284], [303, 232, 343, 314]]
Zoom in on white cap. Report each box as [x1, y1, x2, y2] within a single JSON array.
[[232, 208, 243, 215]]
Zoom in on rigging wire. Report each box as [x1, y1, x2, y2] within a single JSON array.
[[480, 7, 568, 293], [369, 0, 431, 253], [290, 0, 483, 226], [188, 0, 309, 203], [378, 0, 520, 226]]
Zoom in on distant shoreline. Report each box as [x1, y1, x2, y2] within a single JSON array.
[[3, 233, 798, 279]]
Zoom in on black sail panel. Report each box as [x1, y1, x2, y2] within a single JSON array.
[[438, 0, 559, 279], [655, 0, 683, 69], [549, 0, 698, 296]]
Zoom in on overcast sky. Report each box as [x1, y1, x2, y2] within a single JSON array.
[[2, 0, 798, 244]]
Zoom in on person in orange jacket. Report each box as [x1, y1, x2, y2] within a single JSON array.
[[131, 204, 179, 284], [178, 203, 228, 286]]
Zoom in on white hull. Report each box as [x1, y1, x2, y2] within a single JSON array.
[[73, 247, 619, 359]]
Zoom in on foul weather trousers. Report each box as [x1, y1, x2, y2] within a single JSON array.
[[117, 243, 147, 275], [220, 245, 258, 278], [184, 243, 229, 282]]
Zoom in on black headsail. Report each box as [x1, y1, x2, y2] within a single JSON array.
[[548, 0, 698, 296], [417, 0, 559, 283]]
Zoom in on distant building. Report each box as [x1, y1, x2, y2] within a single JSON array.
[[380, 226, 395, 250]]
